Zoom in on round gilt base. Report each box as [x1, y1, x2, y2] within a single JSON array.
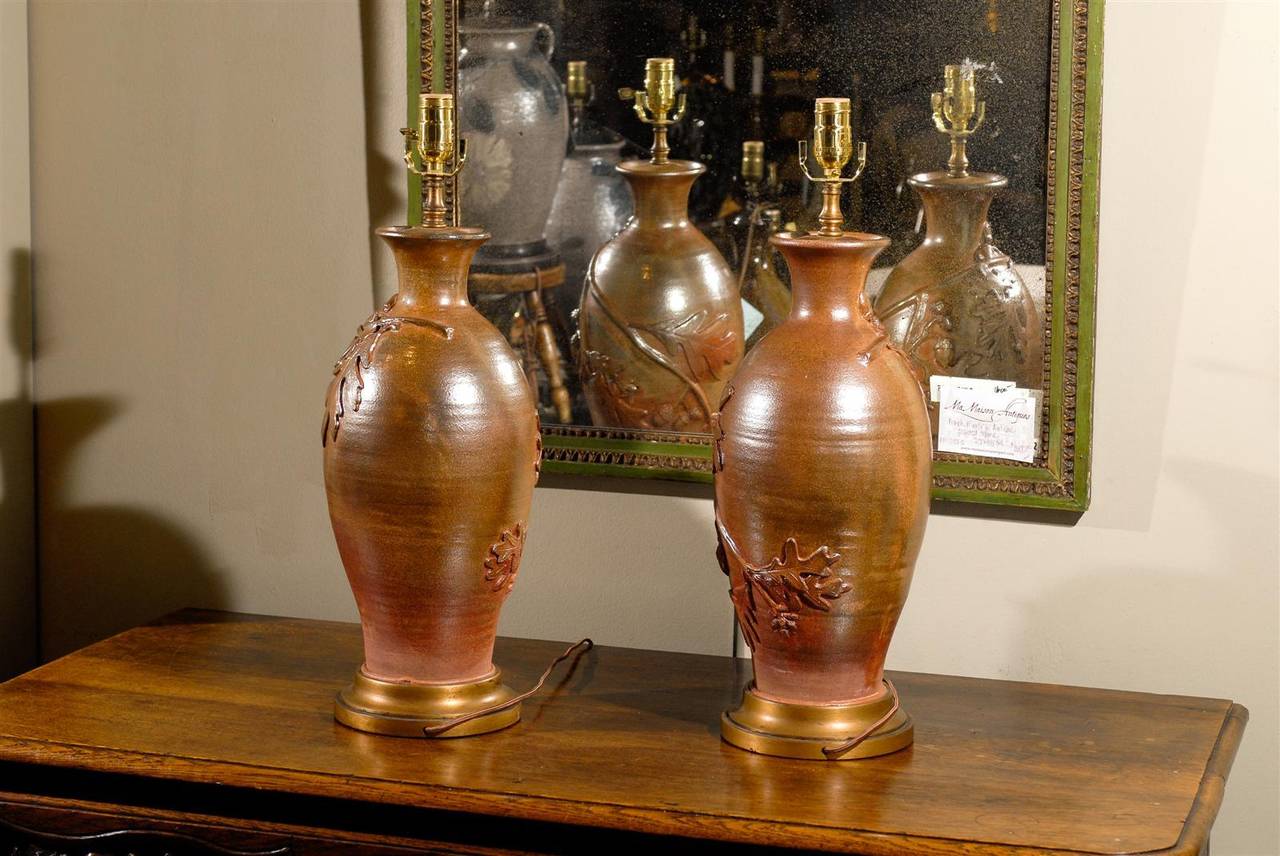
[[721, 684, 913, 760], [334, 667, 520, 738]]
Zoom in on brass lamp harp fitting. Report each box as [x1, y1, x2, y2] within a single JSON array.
[[566, 60, 590, 109], [931, 63, 986, 178], [401, 93, 467, 227], [798, 97, 867, 237], [619, 57, 686, 165]]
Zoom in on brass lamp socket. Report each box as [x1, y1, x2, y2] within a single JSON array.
[[812, 97, 853, 176], [417, 92, 457, 170], [741, 140, 766, 184], [644, 57, 677, 116], [566, 60, 589, 101]]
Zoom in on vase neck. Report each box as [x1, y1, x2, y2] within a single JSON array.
[[772, 233, 889, 323], [620, 161, 702, 229], [377, 227, 488, 311], [911, 172, 1007, 253]]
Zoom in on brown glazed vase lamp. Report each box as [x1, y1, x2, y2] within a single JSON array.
[[578, 58, 743, 432], [714, 98, 932, 760], [873, 65, 1043, 429], [323, 94, 540, 738]]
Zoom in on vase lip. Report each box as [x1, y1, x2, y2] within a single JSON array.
[[459, 18, 543, 35], [376, 225, 491, 243], [909, 170, 1008, 191], [772, 230, 891, 251], [572, 139, 626, 154], [617, 159, 704, 178]]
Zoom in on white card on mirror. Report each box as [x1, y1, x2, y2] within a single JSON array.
[[936, 383, 1037, 463], [740, 299, 764, 341]]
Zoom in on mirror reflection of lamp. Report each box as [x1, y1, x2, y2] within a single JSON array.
[[930, 63, 986, 178], [618, 57, 686, 165]]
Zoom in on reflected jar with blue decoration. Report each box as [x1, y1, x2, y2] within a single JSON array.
[[458, 19, 567, 273], [547, 60, 634, 296]]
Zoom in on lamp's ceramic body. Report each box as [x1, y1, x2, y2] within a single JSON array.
[[323, 226, 540, 737], [714, 230, 931, 760], [578, 159, 743, 432]]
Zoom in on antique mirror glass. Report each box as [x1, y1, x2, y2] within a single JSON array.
[[411, 0, 1101, 511]]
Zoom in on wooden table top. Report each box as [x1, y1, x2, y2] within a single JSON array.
[[0, 610, 1246, 856]]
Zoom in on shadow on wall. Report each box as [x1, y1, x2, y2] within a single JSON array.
[[32, 269, 228, 660], [0, 251, 36, 678], [37, 396, 230, 659]]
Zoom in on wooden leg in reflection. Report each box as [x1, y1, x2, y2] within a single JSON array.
[[511, 310, 539, 393], [526, 275, 572, 423]]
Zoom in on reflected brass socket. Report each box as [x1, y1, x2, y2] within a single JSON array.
[[566, 60, 589, 104], [741, 140, 765, 184], [798, 97, 867, 237], [619, 57, 687, 164], [931, 63, 986, 177], [402, 92, 468, 227]]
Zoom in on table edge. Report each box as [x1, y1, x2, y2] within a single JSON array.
[[0, 699, 1250, 856], [1146, 702, 1249, 856]]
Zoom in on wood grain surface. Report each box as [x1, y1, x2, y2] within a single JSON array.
[[0, 610, 1246, 855]]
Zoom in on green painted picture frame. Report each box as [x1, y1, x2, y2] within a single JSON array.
[[408, 0, 1102, 512]]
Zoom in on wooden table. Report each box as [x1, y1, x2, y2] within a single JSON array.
[[0, 610, 1246, 855]]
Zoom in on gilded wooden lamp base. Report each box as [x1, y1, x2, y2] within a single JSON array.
[[721, 684, 913, 761], [334, 668, 520, 738]]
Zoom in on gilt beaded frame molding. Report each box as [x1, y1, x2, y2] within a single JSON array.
[[408, 0, 1102, 512]]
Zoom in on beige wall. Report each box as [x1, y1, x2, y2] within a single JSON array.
[[0, 0, 36, 680], [26, 1, 1277, 853]]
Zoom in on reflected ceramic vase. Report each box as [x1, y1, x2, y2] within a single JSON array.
[[737, 207, 792, 349], [458, 20, 567, 271], [545, 136, 632, 425], [578, 159, 743, 432], [323, 226, 541, 737], [547, 138, 632, 295], [714, 230, 931, 760], [873, 172, 1043, 427]]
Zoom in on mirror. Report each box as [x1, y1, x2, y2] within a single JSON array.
[[413, 0, 1101, 511]]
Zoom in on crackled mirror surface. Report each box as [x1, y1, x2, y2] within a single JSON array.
[[421, 0, 1100, 510]]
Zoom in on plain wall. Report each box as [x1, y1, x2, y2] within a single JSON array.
[[26, 1, 1278, 853], [0, 0, 36, 680]]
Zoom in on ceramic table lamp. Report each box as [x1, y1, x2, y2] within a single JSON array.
[[577, 57, 744, 432], [873, 63, 1043, 426], [713, 97, 932, 760], [323, 94, 541, 738]]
